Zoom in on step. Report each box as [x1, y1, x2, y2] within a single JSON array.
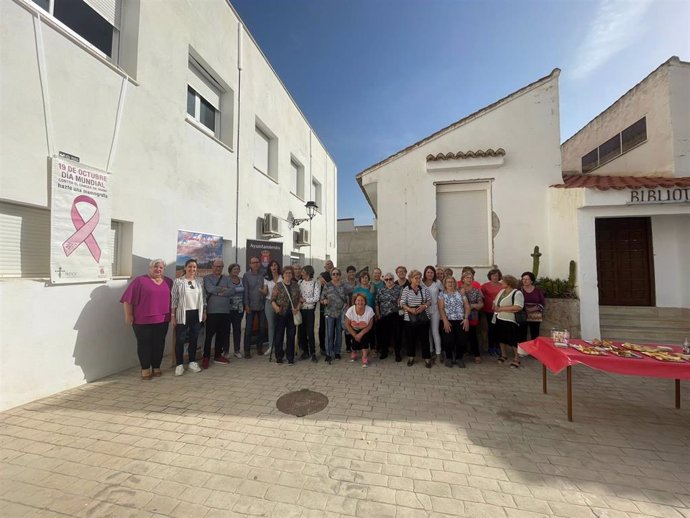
[[599, 306, 690, 319], [600, 326, 689, 345], [599, 317, 690, 330]]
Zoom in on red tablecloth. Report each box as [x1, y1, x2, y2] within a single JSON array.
[[520, 337, 690, 380]]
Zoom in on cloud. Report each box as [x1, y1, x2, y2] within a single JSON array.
[[570, 0, 654, 80]]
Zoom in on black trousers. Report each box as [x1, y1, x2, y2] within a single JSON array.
[[318, 308, 326, 352], [133, 322, 169, 369], [229, 310, 243, 352], [519, 321, 541, 342], [376, 312, 398, 359], [204, 313, 229, 358], [274, 310, 296, 362], [468, 325, 480, 357], [441, 320, 468, 360], [405, 320, 431, 359], [485, 312, 499, 350], [300, 308, 317, 356], [174, 310, 200, 365]]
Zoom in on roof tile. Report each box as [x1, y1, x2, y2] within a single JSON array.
[[552, 174, 690, 190], [426, 148, 506, 162]]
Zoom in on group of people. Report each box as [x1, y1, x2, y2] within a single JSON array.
[[120, 258, 545, 380]]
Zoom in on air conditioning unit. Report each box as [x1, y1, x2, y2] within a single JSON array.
[[296, 228, 310, 246], [262, 213, 281, 236]]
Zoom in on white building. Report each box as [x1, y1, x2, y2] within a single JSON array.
[[356, 70, 564, 279], [0, 0, 337, 410], [555, 56, 690, 341]]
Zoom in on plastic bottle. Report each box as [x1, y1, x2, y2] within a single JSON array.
[[683, 337, 690, 354], [564, 329, 570, 347]]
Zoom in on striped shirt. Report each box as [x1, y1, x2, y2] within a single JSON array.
[[171, 277, 206, 324], [400, 285, 431, 322]]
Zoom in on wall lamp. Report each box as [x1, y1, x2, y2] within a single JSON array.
[[288, 201, 319, 228]]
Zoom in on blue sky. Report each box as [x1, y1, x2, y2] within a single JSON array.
[[231, 0, 689, 225]]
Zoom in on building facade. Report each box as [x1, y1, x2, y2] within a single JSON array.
[[0, 0, 337, 410], [356, 70, 564, 281], [555, 56, 690, 341], [336, 218, 378, 273]]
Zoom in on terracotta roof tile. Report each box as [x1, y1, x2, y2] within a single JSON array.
[[553, 174, 690, 190], [426, 148, 506, 161]]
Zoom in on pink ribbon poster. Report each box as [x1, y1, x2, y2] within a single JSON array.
[[51, 157, 111, 284]]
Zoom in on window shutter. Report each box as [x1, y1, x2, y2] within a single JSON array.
[[0, 202, 50, 278], [83, 0, 121, 28], [254, 127, 270, 174], [110, 220, 120, 276], [188, 59, 221, 110], [436, 183, 491, 266]]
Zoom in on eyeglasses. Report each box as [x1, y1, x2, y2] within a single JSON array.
[[384, 278, 394, 281], [332, 272, 341, 276], [187, 281, 195, 289]]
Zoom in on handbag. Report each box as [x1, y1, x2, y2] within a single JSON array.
[[511, 291, 528, 325], [526, 308, 543, 322], [282, 282, 302, 326], [407, 287, 430, 325]]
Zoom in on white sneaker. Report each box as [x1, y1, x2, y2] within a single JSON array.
[[222, 351, 231, 360], [263, 346, 272, 356], [188, 361, 201, 373], [175, 365, 184, 376], [234, 351, 243, 359]]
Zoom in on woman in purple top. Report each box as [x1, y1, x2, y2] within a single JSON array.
[[120, 258, 173, 380], [519, 271, 545, 342]]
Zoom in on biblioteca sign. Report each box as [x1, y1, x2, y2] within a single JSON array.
[[628, 188, 690, 204]]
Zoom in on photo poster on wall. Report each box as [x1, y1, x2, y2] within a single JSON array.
[[246, 239, 283, 277], [176, 231, 224, 278], [50, 157, 112, 284]]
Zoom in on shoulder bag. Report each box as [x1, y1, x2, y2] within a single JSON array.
[[408, 287, 430, 325], [511, 290, 528, 325], [283, 282, 302, 326]]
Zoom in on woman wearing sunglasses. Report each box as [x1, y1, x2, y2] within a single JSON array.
[[320, 268, 349, 363], [171, 259, 206, 376], [375, 272, 402, 361]]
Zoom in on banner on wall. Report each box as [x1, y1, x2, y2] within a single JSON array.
[[246, 239, 283, 276], [50, 157, 111, 284], [176, 231, 224, 277]]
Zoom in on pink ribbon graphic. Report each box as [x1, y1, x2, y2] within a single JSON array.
[[62, 195, 101, 262]]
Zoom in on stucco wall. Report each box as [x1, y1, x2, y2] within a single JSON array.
[[361, 75, 562, 279], [0, 0, 336, 410], [561, 61, 680, 176], [337, 229, 378, 272], [670, 62, 690, 177]]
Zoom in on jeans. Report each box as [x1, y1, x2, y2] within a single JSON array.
[[273, 309, 296, 362], [318, 308, 326, 352], [204, 313, 229, 358], [133, 322, 169, 369], [229, 310, 244, 352], [175, 310, 200, 365], [300, 308, 317, 356], [325, 315, 342, 357], [244, 309, 266, 353], [265, 299, 276, 349]]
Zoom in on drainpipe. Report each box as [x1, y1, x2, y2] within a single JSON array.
[[235, 22, 243, 263], [309, 131, 313, 264]]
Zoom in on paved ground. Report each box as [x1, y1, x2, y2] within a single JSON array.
[[1, 353, 689, 518]]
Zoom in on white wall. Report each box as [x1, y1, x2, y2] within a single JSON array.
[[361, 74, 562, 279], [561, 59, 689, 177], [652, 214, 690, 308], [0, 0, 336, 410]]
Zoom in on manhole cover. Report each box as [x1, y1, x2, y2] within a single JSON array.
[[276, 389, 328, 417]]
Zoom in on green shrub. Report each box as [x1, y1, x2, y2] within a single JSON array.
[[537, 277, 578, 299]]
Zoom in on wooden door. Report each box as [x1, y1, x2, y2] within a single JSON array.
[[595, 217, 654, 306]]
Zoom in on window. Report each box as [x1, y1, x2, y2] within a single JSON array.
[[436, 182, 491, 266], [312, 178, 322, 212], [291, 158, 305, 199], [581, 117, 648, 173], [186, 53, 234, 147], [622, 117, 647, 152], [582, 148, 598, 173], [0, 202, 50, 278], [110, 219, 132, 276], [254, 121, 278, 180], [187, 58, 220, 135], [32, 0, 121, 60]]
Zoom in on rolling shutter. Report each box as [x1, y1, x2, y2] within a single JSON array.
[[0, 202, 50, 278]]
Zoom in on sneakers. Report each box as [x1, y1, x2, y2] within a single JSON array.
[[234, 351, 243, 359], [263, 346, 272, 356], [350, 352, 358, 362], [188, 361, 201, 373], [407, 358, 414, 367], [175, 365, 184, 376], [202, 357, 209, 369], [215, 355, 230, 365], [362, 358, 369, 368], [222, 351, 231, 360]]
